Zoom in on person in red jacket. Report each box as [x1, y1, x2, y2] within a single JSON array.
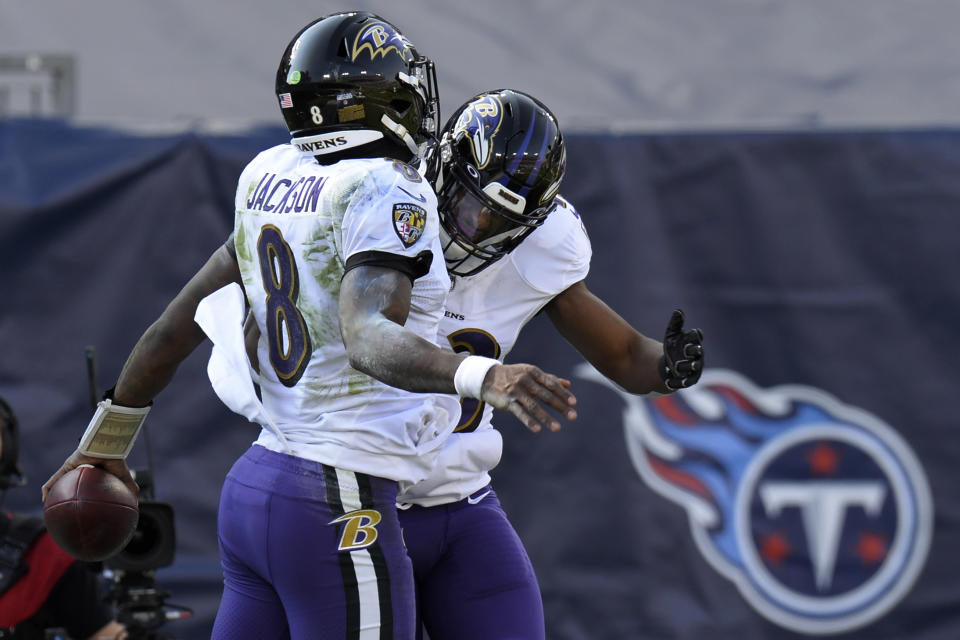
[[0, 397, 126, 640]]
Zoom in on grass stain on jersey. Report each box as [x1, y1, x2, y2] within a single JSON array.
[[234, 221, 253, 264], [346, 372, 378, 395], [297, 223, 344, 350]]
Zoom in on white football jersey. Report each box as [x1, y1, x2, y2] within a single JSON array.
[[397, 196, 592, 505], [224, 143, 459, 485]]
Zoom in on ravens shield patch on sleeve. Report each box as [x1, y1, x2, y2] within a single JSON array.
[[393, 203, 426, 247]]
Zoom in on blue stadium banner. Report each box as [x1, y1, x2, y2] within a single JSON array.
[[1, 120, 956, 639]]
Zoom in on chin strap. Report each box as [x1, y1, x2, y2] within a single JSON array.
[[381, 114, 421, 157]]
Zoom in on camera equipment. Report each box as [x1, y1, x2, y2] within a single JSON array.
[[105, 469, 176, 573], [85, 347, 193, 640], [102, 471, 192, 639]]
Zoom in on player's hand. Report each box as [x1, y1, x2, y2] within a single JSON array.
[[659, 309, 704, 391], [480, 364, 577, 433], [41, 451, 138, 503]]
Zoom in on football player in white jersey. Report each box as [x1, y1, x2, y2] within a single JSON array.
[[42, 18, 577, 640], [395, 89, 706, 639]]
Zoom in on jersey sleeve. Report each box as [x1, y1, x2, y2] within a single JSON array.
[[510, 196, 592, 295], [339, 159, 439, 264]]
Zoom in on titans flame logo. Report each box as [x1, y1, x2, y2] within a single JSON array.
[[576, 366, 932, 635]]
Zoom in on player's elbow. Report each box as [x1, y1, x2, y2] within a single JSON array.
[[343, 339, 375, 374], [340, 317, 385, 374]]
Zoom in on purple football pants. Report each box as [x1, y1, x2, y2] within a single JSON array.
[[211, 445, 416, 639], [398, 487, 545, 640]]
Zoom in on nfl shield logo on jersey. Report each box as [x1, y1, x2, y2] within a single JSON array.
[[393, 203, 426, 247], [576, 366, 933, 635]]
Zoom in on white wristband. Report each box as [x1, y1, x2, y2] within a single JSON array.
[[453, 356, 500, 400], [77, 398, 150, 459]]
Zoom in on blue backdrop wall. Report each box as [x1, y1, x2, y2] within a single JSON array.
[[1, 120, 956, 639]]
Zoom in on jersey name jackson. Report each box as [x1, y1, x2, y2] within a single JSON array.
[[245, 172, 328, 214]]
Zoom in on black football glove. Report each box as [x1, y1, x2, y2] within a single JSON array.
[[659, 309, 704, 391]]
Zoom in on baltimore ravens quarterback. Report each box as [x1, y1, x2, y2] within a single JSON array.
[[42, 16, 576, 640], [396, 89, 706, 639]]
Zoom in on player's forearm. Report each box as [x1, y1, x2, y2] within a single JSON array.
[[344, 315, 462, 393], [339, 263, 466, 393], [114, 243, 241, 406], [112, 313, 206, 406], [606, 333, 671, 395], [546, 283, 668, 395]]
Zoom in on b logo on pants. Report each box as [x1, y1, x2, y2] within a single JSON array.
[[330, 509, 382, 551]]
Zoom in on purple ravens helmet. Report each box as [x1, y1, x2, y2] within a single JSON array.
[[429, 89, 566, 276]]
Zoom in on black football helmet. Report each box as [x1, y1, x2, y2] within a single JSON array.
[[429, 89, 566, 276], [275, 11, 439, 161]]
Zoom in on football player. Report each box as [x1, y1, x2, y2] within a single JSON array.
[[396, 89, 705, 639], [42, 17, 576, 640]]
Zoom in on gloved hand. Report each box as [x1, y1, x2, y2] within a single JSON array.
[[659, 309, 704, 391]]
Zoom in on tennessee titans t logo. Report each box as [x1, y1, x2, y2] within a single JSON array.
[[577, 366, 932, 634]]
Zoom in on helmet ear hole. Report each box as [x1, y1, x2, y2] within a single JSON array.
[[390, 99, 413, 116]]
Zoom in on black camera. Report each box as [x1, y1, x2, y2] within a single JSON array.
[[104, 468, 191, 640], [105, 469, 176, 573], [78, 350, 190, 638]]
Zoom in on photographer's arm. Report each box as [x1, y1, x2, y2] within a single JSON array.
[[42, 556, 127, 639], [89, 620, 126, 640]]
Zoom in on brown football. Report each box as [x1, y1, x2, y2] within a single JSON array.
[[43, 464, 139, 561]]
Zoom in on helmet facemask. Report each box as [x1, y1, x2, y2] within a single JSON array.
[[436, 157, 551, 276]]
